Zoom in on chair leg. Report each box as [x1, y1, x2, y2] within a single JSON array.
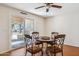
[[62, 50, 63, 56], [62, 52, 63, 56], [41, 51, 43, 56], [41, 43, 43, 56], [25, 45, 27, 56], [25, 49, 27, 56]]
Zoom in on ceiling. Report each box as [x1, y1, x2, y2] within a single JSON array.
[[3, 3, 79, 17]]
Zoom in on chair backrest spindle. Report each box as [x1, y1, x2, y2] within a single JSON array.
[[51, 32, 59, 39]]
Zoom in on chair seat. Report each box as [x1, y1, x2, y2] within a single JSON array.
[[35, 41, 42, 45], [47, 46, 62, 53], [27, 46, 42, 54], [47, 41, 57, 45], [47, 41, 54, 45]]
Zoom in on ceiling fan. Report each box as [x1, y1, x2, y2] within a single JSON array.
[[35, 3, 62, 12]]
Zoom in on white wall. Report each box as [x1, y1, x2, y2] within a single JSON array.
[[0, 4, 45, 52], [45, 12, 79, 47], [0, 5, 10, 52]]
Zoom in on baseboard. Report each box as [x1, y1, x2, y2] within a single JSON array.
[[64, 42, 79, 47]]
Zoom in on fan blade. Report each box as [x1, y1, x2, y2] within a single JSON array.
[[35, 6, 45, 9], [44, 3, 53, 5], [51, 5, 62, 8], [46, 8, 49, 12]]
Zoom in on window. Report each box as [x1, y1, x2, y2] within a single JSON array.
[[25, 19, 34, 35]]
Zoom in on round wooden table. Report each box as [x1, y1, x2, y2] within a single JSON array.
[[37, 36, 54, 55]]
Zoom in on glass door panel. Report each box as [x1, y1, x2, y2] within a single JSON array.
[[11, 16, 25, 48]]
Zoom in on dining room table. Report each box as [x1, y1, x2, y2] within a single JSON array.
[[37, 36, 54, 55]]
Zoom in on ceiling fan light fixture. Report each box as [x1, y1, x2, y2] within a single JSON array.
[[35, 3, 62, 12]]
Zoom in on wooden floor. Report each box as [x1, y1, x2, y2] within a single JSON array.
[[63, 45, 79, 56], [0, 45, 79, 56]]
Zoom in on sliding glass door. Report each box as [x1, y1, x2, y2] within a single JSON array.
[[11, 16, 34, 48]]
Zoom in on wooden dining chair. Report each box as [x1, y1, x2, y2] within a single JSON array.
[[51, 32, 59, 39], [48, 32, 59, 45], [24, 34, 43, 56], [32, 32, 42, 46], [24, 34, 32, 56], [46, 34, 66, 56]]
